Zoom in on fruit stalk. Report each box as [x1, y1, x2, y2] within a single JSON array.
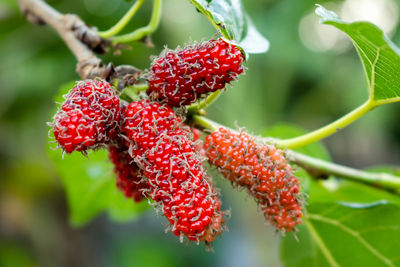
[[192, 115, 400, 193], [287, 150, 400, 192], [98, 0, 147, 38], [111, 0, 163, 44]]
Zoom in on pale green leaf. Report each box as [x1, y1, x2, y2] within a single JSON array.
[[316, 5, 400, 105], [48, 148, 149, 226], [189, 0, 269, 54]]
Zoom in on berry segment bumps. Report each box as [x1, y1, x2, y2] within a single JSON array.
[[122, 100, 225, 243], [146, 38, 244, 107], [52, 79, 120, 153], [108, 137, 148, 202], [204, 128, 302, 232]]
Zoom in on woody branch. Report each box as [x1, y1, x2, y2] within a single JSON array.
[[17, 0, 108, 79]]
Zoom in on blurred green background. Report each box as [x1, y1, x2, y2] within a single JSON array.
[[1, 0, 400, 266]]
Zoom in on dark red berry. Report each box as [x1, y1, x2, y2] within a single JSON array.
[[147, 38, 244, 107], [204, 128, 302, 232], [108, 137, 149, 202], [52, 79, 120, 153], [122, 100, 225, 243]]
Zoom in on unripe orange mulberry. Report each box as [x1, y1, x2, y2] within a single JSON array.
[[204, 128, 302, 232]]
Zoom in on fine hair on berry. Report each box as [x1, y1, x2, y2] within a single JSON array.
[[51, 79, 120, 153], [122, 100, 225, 244], [204, 128, 303, 232], [146, 38, 245, 107]]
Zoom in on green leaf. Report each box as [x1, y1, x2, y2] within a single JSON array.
[[48, 147, 149, 226], [188, 0, 269, 54], [307, 178, 400, 206], [316, 5, 400, 105], [282, 201, 400, 267], [281, 159, 400, 266]]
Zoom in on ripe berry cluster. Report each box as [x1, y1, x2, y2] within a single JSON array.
[[121, 100, 225, 243], [204, 128, 302, 232], [146, 38, 244, 106], [51, 78, 227, 245], [51, 38, 302, 247]]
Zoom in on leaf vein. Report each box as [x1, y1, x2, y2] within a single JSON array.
[[308, 213, 395, 267], [304, 218, 340, 267]]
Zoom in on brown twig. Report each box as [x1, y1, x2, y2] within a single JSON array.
[[17, 0, 107, 79]]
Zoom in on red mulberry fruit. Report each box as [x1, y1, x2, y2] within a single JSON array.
[[108, 137, 149, 202], [51, 79, 120, 153], [122, 100, 225, 244], [204, 128, 302, 232], [146, 38, 244, 107]]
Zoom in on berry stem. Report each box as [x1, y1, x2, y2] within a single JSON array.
[[276, 99, 376, 149], [287, 150, 400, 192], [111, 0, 162, 44], [127, 83, 150, 93], [98, 0, 146, 38], [187, 90, 222, 115], [193, 115, 400, 193], [192, 115, 220, 132], [120, 83, 149, 100]]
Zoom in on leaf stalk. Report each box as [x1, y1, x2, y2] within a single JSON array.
[[98, 0, 147, 38], [276, 100, 376, 149], [111, 0, 162, 44], [187, 90, 222, 115]]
